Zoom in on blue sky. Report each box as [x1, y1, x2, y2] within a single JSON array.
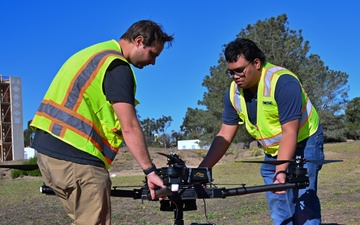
[[1, 0, 359, 132]]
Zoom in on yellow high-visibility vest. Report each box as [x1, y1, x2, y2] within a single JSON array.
[[230, 62, 319, 156], [31, 40, 138, 169]]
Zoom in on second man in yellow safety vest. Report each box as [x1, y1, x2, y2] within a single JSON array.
[[199, 38, 324, 225]]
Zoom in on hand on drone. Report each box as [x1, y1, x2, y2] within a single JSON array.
[[272, 170, 287, 194], [146, 172, 166, 200]]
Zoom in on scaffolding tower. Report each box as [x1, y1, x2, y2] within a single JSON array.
[[0, 75, 24, 162]]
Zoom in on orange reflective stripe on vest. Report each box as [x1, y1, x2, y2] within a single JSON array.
[[36, 100, 117, 163], [230, 62, 319, 155], [40, 49, 125, 164], [63, 50, 123, 110]]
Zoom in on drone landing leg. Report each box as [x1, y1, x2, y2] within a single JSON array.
[[173, 208, 184, 225], [173, 205, 215, 225], [160, 199, 202, 225], [159, 199, 215, 225]]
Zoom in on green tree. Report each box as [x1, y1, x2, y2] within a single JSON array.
[[181, 14, 349, 144], [140, 117, 157, 146], [23, 120, 33, 147], [345, 97, 360, 140], [140, 115, 172, 147], [181, 108, 215, 141], [170, 131, 184, 148], [321, 111, 347, 142]]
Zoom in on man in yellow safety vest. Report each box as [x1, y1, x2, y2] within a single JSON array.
[[31, 20, 174, 225], [199, 38, 324, 225]]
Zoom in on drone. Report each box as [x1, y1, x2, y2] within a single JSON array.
[[1, 152, 343, 225]]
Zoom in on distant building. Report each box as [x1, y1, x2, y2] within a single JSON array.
[[24, 147, 36, 159], [177, 139, 201, 150]]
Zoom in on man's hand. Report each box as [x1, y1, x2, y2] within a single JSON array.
[[272, 170, 287, 194], [146, 172, 166, 200]]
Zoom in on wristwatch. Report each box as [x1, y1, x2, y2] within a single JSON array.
[[143, 163, 157, 175]]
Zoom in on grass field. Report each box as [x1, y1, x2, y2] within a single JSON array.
[[0, 141, 359, 225]]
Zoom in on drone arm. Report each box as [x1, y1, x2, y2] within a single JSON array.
[[40, 184, 148, 199], [152, 181, 309, 200], [154, 186, 172, 198], [110, 189, 143, 198], [0, 164, 39, 170], [223, 182, 309, 197]]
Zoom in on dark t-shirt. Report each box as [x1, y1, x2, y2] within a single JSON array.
[[222, 74, 302, 126], [31, 60, 134, 167]]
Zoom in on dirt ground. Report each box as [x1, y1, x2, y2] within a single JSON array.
[[108, 146, 251, 177], [0, 146, 246, 180]]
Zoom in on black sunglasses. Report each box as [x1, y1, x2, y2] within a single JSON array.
[[226, 61, 253, 78]]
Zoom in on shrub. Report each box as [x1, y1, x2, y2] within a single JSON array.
[[195, 149, 207, 158], [10, 169, 23, 179], [249, 147, 262, 157], [10, 157, 42, 179], [224, 147, 235, 156]]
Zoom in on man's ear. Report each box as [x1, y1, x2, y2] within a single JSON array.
[[254, 58, 262, 70], [134, 36, 144, 47]]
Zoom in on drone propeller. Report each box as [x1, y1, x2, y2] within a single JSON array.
[[237, 160, 292, 165], [0, 164, 39, 171], [237, 159, 343, 166], [157, 152, 185, 164], [306, 159, 344, 165]]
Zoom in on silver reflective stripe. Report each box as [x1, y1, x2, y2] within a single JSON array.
[[234, 84, 242, 112], [51, 123, 63, 136], [260, 66, 293, 147], [263, 66, 286, 97], [299, 98, 313, 127], [261, 133, 282, 147], [38, 102, 117, 160], [262, 98, 314, 147], [64, 50, 123, 110]]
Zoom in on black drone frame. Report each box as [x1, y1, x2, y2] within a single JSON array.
[[39, 152, 316, 225], [2, 152, 342, 225], [40, 180, 308, 225]]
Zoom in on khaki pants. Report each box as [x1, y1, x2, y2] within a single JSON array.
[[37, 153, 112, 225]]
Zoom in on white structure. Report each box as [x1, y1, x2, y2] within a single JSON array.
[[24, 147, 36, 159], [0, 75, 24, 161], [177, 139, 200, 150]]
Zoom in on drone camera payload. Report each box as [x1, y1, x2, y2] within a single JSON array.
[[157, 166, 212, 185]]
